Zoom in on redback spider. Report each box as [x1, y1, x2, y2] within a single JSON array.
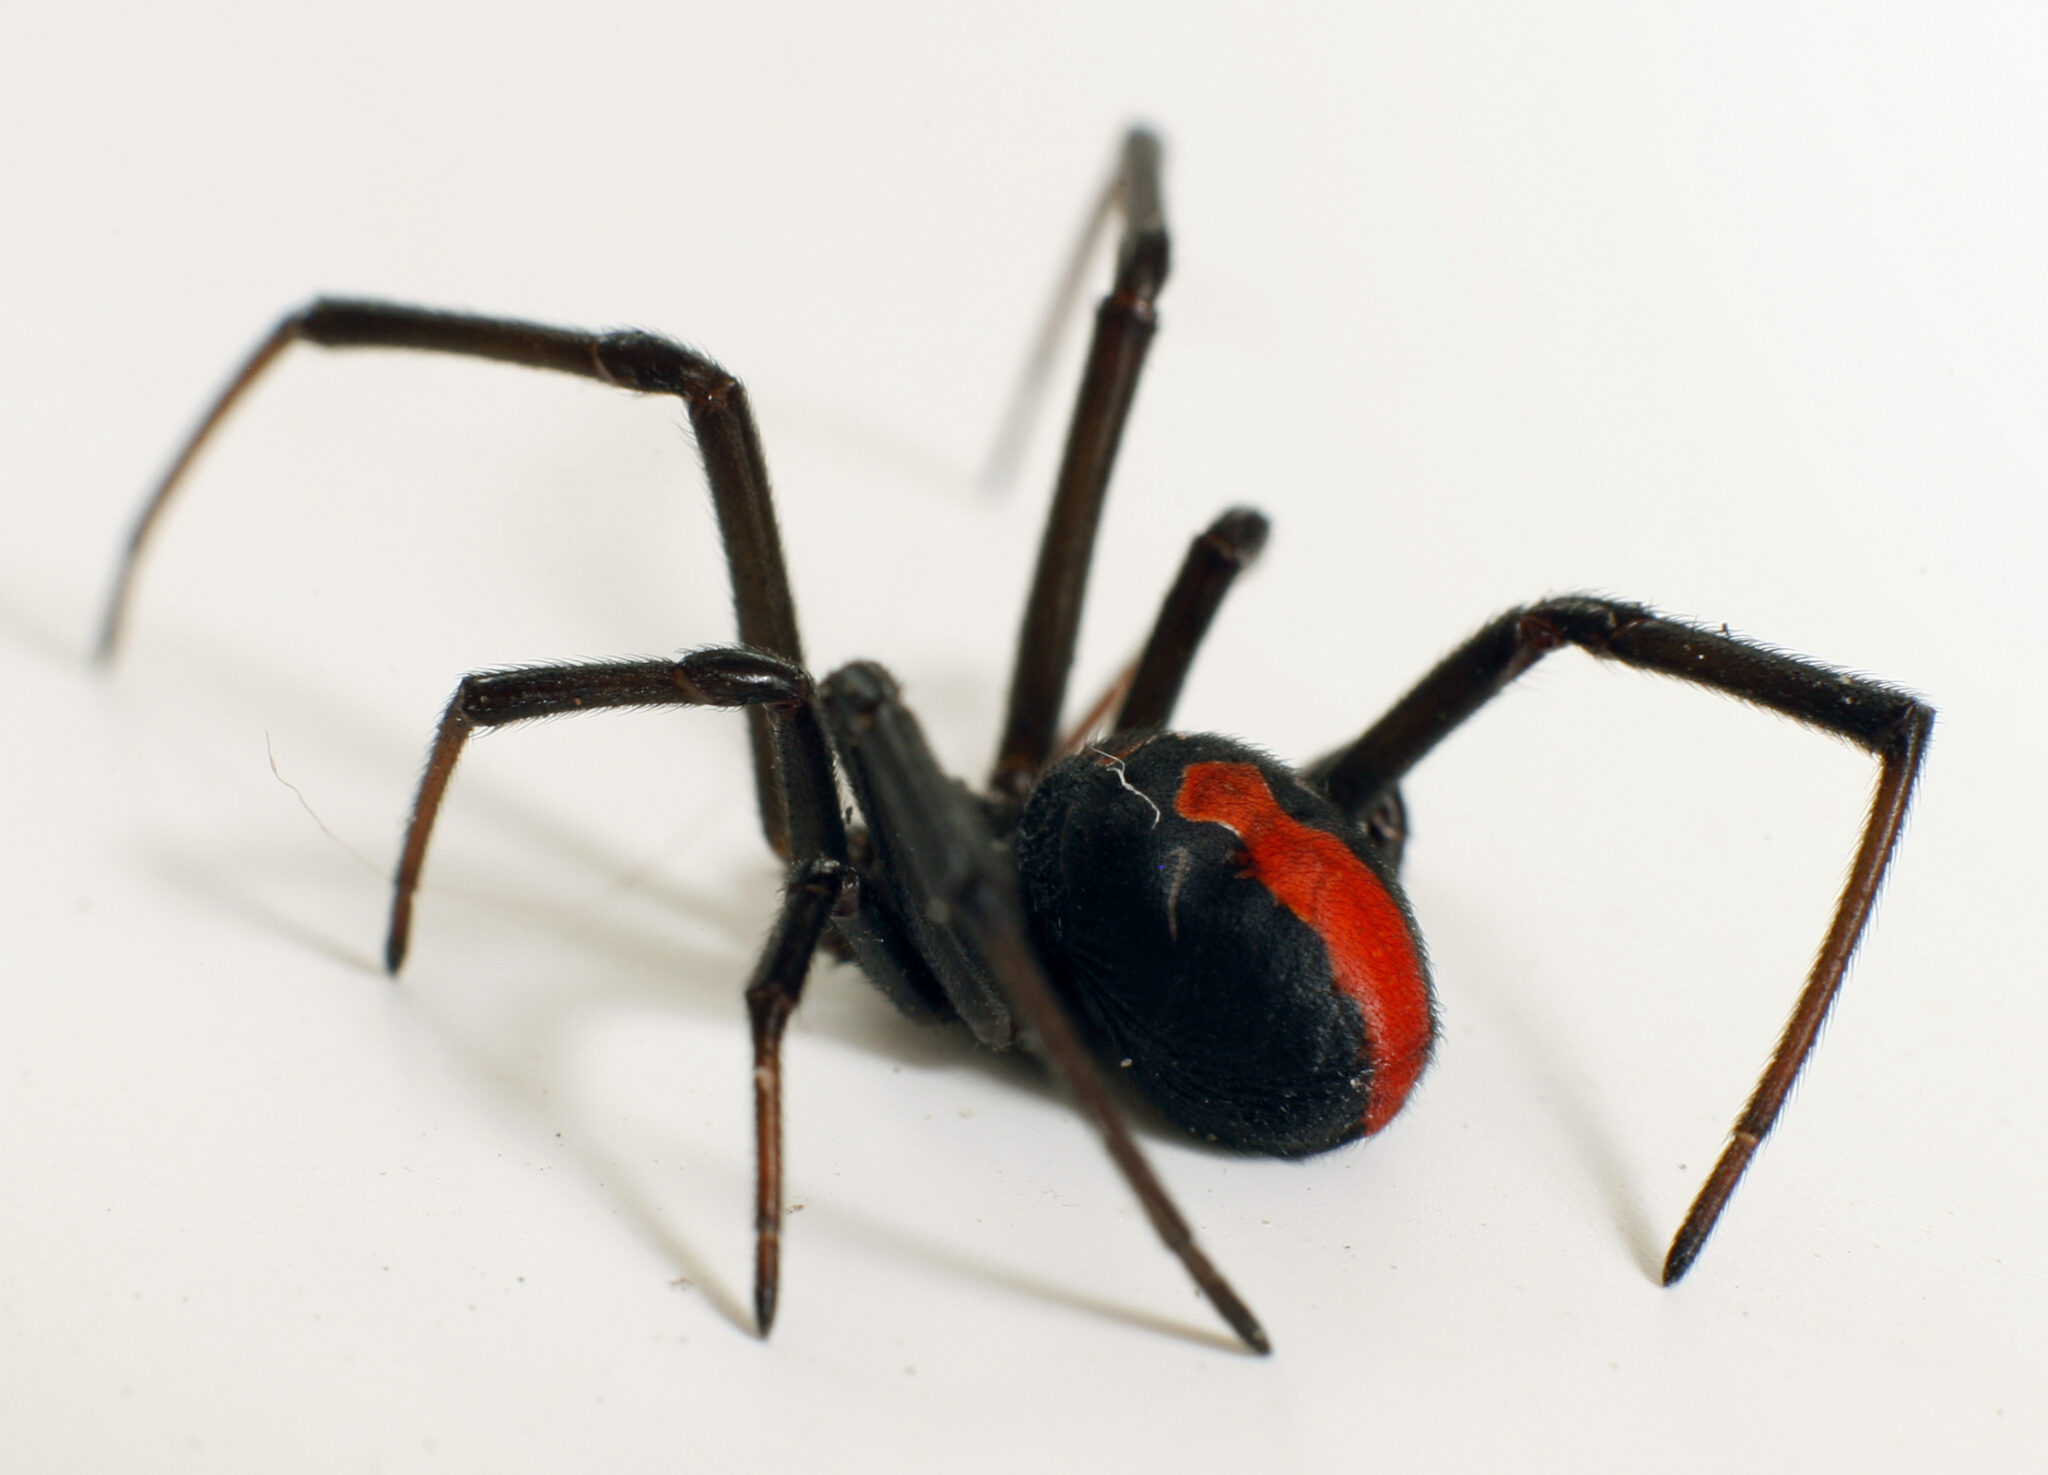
[[96, 129, 1931, 1354]]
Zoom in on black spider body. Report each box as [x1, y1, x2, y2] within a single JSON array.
[[1017, 734, 1433, 1157], [819, 659, 1439, 1157], [98, 129, 1931, 1354]]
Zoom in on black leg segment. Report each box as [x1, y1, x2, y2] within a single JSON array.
[[1114, 506, 1269, 734], [97, 298, 807, 860], [991, 129, 1171, 800], [1053, 504, 1270, 757], [1312, 595, 1933, 1283], [384, 646, 846, 974]]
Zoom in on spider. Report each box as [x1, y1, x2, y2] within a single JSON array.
[[97, 129, 1931, 1355]]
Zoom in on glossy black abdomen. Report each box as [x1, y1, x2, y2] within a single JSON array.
[[1016, 734, 1433, 1156]]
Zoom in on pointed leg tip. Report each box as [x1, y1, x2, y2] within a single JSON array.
[[752, 1236, 781, 1340], [1210, 1287, 1271, 1355], [91, 605, 124, 667], [1661, 1239, 1699, 1287], [385, 909, 415, 979]]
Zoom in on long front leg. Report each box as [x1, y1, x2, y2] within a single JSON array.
[[96, 300, 807, 859], [1314, 595, 1933, 1283]]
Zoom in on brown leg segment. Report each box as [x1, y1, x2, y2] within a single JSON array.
[[746, 858, 854, 1336]]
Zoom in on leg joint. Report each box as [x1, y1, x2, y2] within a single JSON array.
[[590, 330, 731, 398], [1880, 697, 1938, 759], [1519, 595, 1656, 656]]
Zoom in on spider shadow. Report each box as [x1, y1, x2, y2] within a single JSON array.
[[1417, 884, 1666, 1281], [390, 882, 1246, 1347], [803, 1180, 1251, 1355], [108, 618, 773, 1320], [112, 608, 788, 986], [394, 941, 768, 1336], [135, 771, 780, 1332], [0, 576, 86, 667]]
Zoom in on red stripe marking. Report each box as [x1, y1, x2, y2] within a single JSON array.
[[1175, 762, 1432, 1134]]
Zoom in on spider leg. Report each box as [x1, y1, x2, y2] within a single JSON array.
[[1056, 505, 1270, 755], [383, 646, 844, 974], [1311, 595, 1933, 1284], [1115, 506, 1269, 733], [823, 661, 1270, 1354], [745, 856, 856, 1336], [1054, 658, 1139, 757], [990, 128, 1171, 801], [380, 644, 960, 1333], [96, 299, 806, 859]]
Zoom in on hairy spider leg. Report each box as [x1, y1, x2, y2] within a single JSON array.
[[95, 300, 808, 860], [1309, 594, 1933, 1282], [364, 645, 845, 1332]]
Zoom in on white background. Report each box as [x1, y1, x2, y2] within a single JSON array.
[[3, 4, 2042, 1470]]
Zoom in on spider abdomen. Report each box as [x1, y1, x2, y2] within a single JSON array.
[[1016, 734, 1436, 1156]]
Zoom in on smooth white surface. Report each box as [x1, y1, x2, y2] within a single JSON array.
[[3, 5, 2041, 1470]]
